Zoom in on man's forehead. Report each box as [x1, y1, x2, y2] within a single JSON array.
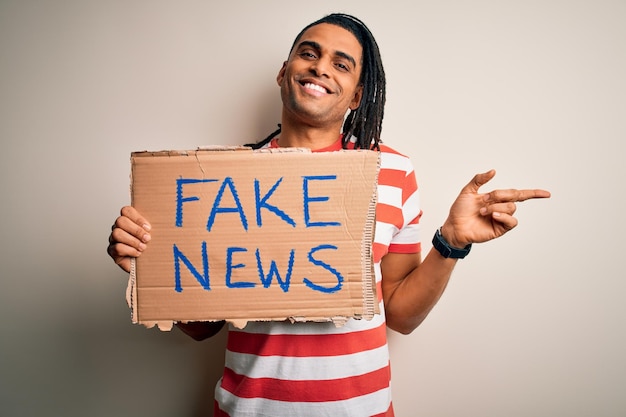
[[293, 23, 363, 63]]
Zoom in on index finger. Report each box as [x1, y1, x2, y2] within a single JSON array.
[[120, 205, 151, 231], [485, 189, 551, 203]]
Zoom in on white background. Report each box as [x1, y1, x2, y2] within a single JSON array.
[[1, 1, 624, 416]]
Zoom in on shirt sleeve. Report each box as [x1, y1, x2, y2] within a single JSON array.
[[388, 165, 422, 254], [375, 147, 422, 256]]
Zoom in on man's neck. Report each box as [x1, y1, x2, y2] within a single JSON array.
[[277, 118, 342, 150]]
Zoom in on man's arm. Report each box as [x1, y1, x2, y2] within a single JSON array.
[[382, 251, 455, 334], [382, 170, 550, 334]]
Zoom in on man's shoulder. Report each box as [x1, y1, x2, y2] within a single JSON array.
[[377, 143, 414, 171], [378, 142, 408, 157]]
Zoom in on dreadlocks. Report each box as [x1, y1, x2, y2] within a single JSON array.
[[251, 13, 386, 151]]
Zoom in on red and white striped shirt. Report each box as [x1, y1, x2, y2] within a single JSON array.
[[214, 137, 422, 417]]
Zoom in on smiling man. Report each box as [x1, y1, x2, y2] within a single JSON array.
[[108, 13, 550, 417], [277, 22, 364, 149]]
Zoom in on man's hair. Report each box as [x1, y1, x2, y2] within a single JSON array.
[[253, 13, 386, 150]]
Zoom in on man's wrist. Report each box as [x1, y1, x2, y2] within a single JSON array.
[[432, 228, 472, 259]]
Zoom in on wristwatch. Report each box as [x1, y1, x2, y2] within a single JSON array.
[[432, 228, 472, 259]]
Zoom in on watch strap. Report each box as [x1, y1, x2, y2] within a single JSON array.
[[432, 228, 472, 259]]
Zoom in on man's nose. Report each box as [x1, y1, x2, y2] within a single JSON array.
[[309, 57, 331, 77]]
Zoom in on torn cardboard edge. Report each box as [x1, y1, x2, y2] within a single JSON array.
[[130, 145, 314, 157], [126, 147, 380, 330]]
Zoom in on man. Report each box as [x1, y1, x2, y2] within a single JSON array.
[[108, 13, 550, 416]]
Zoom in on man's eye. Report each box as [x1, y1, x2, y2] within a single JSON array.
[[300, 51, 317, 59], [335, 62, 349, 71]]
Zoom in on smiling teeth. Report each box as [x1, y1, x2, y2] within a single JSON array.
[[304, 83, 327, 94]]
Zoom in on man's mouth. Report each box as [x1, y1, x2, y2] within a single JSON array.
[[302, 82, 330, 94]]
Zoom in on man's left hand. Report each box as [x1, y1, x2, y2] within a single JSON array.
[[440, 169, 551, 248]]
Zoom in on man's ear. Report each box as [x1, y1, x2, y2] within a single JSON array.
[[276, 61, 287, 85], [349, 85, 364, 110]]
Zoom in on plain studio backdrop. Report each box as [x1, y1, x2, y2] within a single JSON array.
[[1, 1, 624, 416]]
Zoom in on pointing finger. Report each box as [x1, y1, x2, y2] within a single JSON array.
[[485, 188, 551, 203]]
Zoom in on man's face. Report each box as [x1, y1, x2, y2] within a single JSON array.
[[277, 23, 363, 129]]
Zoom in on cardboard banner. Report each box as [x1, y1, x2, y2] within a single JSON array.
[[127, 147, 380, 330]]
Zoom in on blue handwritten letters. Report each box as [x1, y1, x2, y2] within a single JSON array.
[[173, 175, 344, 294]]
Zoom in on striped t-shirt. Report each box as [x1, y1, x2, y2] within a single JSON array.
[[213, 137, 422, 417]]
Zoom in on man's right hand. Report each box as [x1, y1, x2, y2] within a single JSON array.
[[107, 206, 152, 273]]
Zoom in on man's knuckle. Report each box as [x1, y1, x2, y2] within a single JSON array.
[[133, 226, 145, 239], [121, 206, 134, 218], [110, 228, 122, 242]]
